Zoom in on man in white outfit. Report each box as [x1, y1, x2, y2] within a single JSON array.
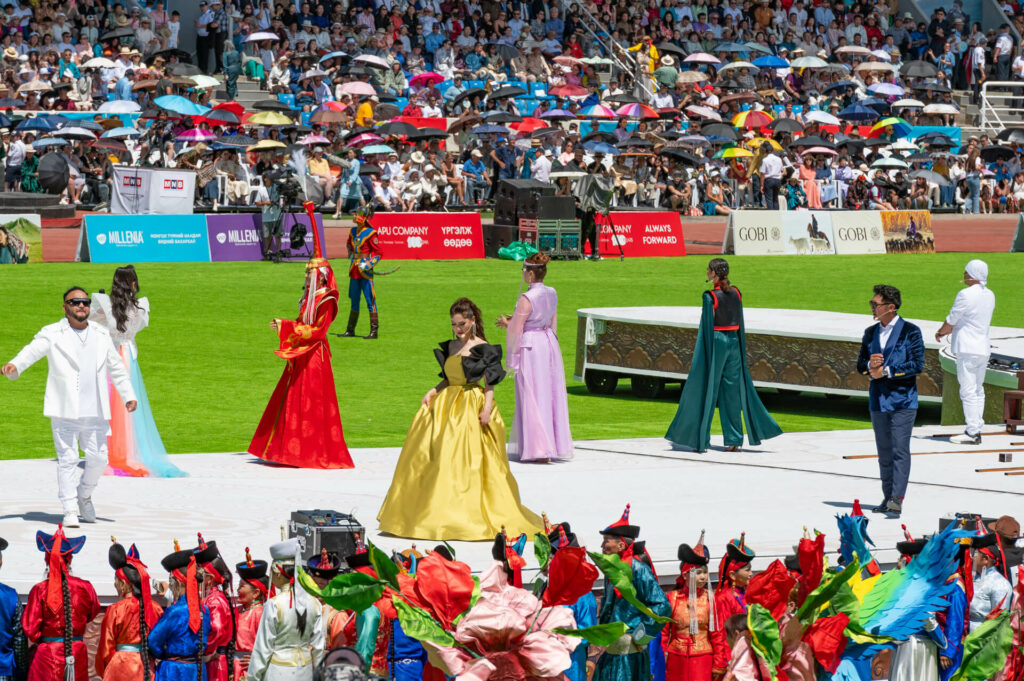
[[2, 286, 137, 527], [935, 260, 995, 445]]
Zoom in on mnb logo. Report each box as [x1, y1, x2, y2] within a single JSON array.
[[122, 176, 143, 187], [163, 179, 185, 191]]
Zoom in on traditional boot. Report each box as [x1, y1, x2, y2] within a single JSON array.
[[364, 311, 378, 339], [337, 310, 359, 337]]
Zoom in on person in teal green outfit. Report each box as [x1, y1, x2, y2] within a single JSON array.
[[20, 145, 41, 194], [222, 41, 241, 100], [665, 258, 782, 453], [594, 505, 671, 681]]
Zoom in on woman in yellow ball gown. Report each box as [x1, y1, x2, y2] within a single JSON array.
[[377, 297, 542, 541]]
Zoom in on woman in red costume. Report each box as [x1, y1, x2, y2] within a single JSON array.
[[23, 527, 101, 681], [97, 541, 164, 681], [233, 550, 269, 681], [715, 534, 754, 667], [664, 533, 728, 681], [248, 201, 353, 469]]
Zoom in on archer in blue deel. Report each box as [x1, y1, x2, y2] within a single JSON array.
[[665, 257, 782, 453], [337, 210, 384, 340]]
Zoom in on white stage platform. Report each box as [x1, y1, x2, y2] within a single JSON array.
[[1, 425, 1021, 599]]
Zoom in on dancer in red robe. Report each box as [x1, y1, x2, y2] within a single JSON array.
[[714, 534, 754, 667], [96, 541, 164, 681], [23, 527, 101, 681], [664, 534, 728, 681], [234, 549, 269, 681], [248, 201, 353, 469]]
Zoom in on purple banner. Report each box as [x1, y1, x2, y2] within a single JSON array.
[[207, 214, 263, 262], [206, 212, 326, 262]]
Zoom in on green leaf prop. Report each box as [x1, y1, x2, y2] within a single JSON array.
[[534, 532, 553, 570], [857, 568, 903, 624], [951, 612, 1014, 681], [368, 541, 400, 591], [826, 582, 893, 645], [797, 558, 859, 626], [300, 568, 386, 614], [748, 604, 782, 679], [452, 576, 482, 628], [587, 552, 670, 624], [394, 597, 456, 648], [442, 541, 457, 560], [552, 622, 630, 648]]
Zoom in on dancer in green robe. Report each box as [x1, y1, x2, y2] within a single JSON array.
[[594, 505, 671, 681], [665, 258, 782, 453]]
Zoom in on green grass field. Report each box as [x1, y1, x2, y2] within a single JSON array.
[[1, 254, 1020, 460]]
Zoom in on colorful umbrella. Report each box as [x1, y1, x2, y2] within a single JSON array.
[[409, 72, 444, 87], [683, 53, 720, 64], [338, 81, 377, 96], [511, 117, 548, 133], [359, 144, 396, 155], [720, 147, 753, 158], [540, 109, 576, 120], [578, 104, 617, 118], [870, 116, 911, 137], [247, 111, 292, 125], [347, 132, 385, 147], [177, 129, 217, 141], [747, 137, 783, 150], [154, 95, 210, 117], [299, 134, 331, 145], [869, 82, 904, 97], [752, 55, 788, 68], [615, 103, 658, 118], [731, 110, 773, 129], [801, 146, 838, 156]]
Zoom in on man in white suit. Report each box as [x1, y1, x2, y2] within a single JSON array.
[[3, 286, 137, 527]]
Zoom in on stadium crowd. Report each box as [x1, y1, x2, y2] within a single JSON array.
[[0, 0, 1022, 214]]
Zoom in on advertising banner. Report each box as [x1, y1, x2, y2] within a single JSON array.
[[0, 213, 42, 264], [780, 211, 836, 254], [207, 214, 264, 261], [723, 210, 787, 255], [596, 211, 686, 257], [831, 212, 887, 254], [373, 212, 484, 259], [82, 214, 210, 263], [110, 167, 196, 215], [881, 210, 935, 253]]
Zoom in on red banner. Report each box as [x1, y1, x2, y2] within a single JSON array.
[[597, 212, 686, 257], [373, 212, 484, 260]]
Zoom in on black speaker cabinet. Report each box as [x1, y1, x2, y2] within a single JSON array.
[[538, 195, 576, 221], [494, 179, 555, 225], [484, 223, 518, 258]]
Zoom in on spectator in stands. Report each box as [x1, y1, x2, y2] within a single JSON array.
[[463, 149, 490, 204], [307, 147, 337, 208]]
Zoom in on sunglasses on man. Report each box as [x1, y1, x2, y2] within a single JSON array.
[[64, 297, 91, 307]]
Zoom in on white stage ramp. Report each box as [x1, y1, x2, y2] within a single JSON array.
[[1, 424, 1021, 598]]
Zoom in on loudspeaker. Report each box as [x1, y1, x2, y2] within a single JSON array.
[[538, 196, 576, 221], [494, 179, 555, 225], [288, 510, 365, 561], [484, 223, 518, 258]]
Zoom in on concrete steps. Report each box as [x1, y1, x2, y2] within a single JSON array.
[[212, 76, 266, 108]]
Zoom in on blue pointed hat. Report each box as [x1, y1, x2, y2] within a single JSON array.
[[36, 529, 86, 555]]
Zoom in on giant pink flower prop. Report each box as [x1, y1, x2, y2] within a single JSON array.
[[425, 562, 580, 681]]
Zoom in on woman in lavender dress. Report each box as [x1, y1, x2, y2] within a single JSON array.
[[497, 253, 574, 462]]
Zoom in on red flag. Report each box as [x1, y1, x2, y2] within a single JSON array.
[[797, 534, 825, 605], [746, 560, 797, 620], [543, 546, 599, 608], [802, 614, 850, 672]]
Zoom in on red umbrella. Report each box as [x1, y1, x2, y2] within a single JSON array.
[[213, 101, 246, 117], [549, 84, 589, 97], [409, 72, 444, 87], [510, 117, 547, 133]]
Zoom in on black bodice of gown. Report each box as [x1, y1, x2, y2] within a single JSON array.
[[434, 341, 507, 386], [708, 286, 742, 331]]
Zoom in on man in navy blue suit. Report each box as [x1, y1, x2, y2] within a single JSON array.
[[857, 284, 924, 517]]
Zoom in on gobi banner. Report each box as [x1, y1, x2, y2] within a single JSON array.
[[372, 212, 483, 259], [723, 211, 787, 255], [81, 214, 210, 263], [597, 212, 686, 257], [831, 212, 886, 254]]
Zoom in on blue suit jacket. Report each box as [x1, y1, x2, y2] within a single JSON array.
[[856, 317, 925, 412]]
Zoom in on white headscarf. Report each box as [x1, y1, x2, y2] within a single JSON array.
[[965, 259, 988, 287]]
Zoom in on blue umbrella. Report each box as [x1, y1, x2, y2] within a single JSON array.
[[318, 51, 348, 63], [837, 103, 878, 121], [32, 137, 69, 149], [153, 95, 211, 117], [583, 141, 620, 156], [101, 126, 142, 138], [469, 124, 511, 135], [752, 55, 788, 68], [359, 144, 396, 155], [16, 116, 57, 132], [822, 80, 856, 94], [860, 97, 890, 114]]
